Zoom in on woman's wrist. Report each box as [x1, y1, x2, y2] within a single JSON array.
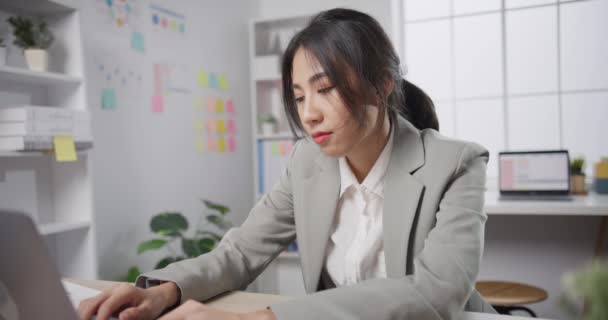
[[150, 281, 181, 310]]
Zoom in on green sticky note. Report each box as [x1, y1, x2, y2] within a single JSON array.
[[198, 71, 208, 87], [53, 136, 77, 162], [271, 143, 279, 155], [102, 89, 117, 110], [219, 75, 228, 90], [131, 32, 145, 53]]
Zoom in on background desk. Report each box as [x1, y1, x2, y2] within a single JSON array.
[[68, 279, 554, 320]]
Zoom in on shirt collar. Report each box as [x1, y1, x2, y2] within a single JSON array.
[[339, 125, 395, 197]]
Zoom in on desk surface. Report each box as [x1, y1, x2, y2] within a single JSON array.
[[484, 191, 608, 216], [67, 279, 554, 320]]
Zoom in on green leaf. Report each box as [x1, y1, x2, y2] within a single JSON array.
[[126, 266, 140, 283], [137, 239, 167, 254], [150, 212, 188, 237], [181, 238, 199, 257], [154, 256, 184, 270], [207, 214, 232, 229], [202, 200, 230, 215], [182, 238, 217, 258]]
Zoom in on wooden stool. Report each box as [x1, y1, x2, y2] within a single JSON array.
[[476, 281, 548, 317]]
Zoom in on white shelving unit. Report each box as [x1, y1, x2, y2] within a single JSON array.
[[0, 0, 97, 279], [249, 14, 309, 296]]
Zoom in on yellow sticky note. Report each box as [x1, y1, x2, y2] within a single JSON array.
[[217, 120, 226, 133], [198, 71, 208, 87], [216, 99, 224, 113], [218, 137, 226, 152], [193, 95, 203, 111], [53, 136, 77, 162]]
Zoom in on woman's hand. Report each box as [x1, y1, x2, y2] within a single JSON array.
[[77, 282, 180, 320], [158, 300, 277, 320]]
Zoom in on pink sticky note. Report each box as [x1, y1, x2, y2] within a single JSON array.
[[152, 95, 164, 113], [206, 97, 215, 113], [206, 120, 216, 133], [227, 119, 236, 134], [226, 99, 235, 114], [228, 136, 236, 152], [285, 142, 293, 155], [207, 136, 217, 152]]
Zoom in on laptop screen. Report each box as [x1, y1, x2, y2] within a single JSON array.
[[499, 150, 570, 193]]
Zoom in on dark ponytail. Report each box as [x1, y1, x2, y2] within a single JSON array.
[[282, 8, 440, 136]]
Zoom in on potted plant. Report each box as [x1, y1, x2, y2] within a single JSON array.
[[121, 199, 232, 282], [0, 37, 6, 66], [561, 260, 608, 320], [259, 113, 278, 136], [570, 157, 586, 195], [7, 16, 54, 72]]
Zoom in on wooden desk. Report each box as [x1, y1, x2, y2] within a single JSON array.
[[67, 279, 554, 320]]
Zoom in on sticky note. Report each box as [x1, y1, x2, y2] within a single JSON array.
[[179, 23, 185, 33], [193, 95, 203, 111], [195, 119, 204, 133], [152, 94, 164, 113], [206, 120, 216, 133], [228, 136, 236, 152], [53, 136, 77, 162], [285, 142, 293, 155], [196, 139, 205, 153], [218, 137, 226, 153], [198, 71, 208, 87], [217, 120, 226, 134], [209, 73, 218, 89], [169, 20, 177, 31], [216, 99, 224, 113], [207, 136, 217, 152], [279, 143, 286, 155], [101, 88, 117, 110], [226, 99, 235, 113], [271, 143, 279, 155], [131, 32, 145, 53], [206, 97, 215, 113], [227, 119, 236, 134], [218, 75, 228, 90]]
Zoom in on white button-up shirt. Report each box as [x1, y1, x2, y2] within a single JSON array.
[[325, 128, 394, 286]]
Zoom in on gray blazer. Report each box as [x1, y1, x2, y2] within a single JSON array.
[[136, 115, 496, 319]]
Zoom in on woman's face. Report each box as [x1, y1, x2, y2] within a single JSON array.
[[291, 48, 380, 158]]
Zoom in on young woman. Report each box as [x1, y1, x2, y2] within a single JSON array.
[[79, 8, 494, 320]]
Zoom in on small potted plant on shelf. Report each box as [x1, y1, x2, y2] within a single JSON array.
[[259, 113, 278, 136], [7, 16, 54, 72], [570, 157, 586, 195], [0, 36, 6, 66]]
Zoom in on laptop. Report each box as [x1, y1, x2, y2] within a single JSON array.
[[0, 210, 115, 320], [498, 150, 572, 201]]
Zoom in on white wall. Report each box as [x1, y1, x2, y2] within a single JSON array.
[[80, 0, 257, 281]]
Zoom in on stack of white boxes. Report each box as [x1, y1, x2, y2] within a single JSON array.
[[0, 105, 93, 151]]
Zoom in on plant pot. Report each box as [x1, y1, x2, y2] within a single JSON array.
[[261, 122, 277, 136], [24, 49, 48, 72], [0, 47, 7, 66], [570, 174, 586, 195]]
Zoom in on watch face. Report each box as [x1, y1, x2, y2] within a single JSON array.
[[0, 282, 19, 320]]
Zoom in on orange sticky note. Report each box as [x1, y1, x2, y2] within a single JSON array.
[[206, 120, 216, 133], [218, 137, 226, 152], [216, 99, 224, 113], [217, 120, 226, 133], [207, 136, 217, 152], [53, 136, 77, 162], [206, 97, 215, 113], [279, 143, 286, 155]]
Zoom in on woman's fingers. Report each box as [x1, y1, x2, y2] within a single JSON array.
[[158, 300, 206, 320], [78, 291, 111, 320], [118, 301, 153, 320], [96, 284, 139, 320]]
